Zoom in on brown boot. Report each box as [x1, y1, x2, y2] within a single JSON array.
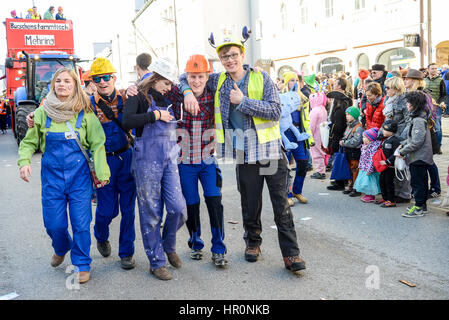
[[283, 256, 306, 274], [293, 193, 308, 204], [166, 252, 182, 269], [245, 246, 261, 262], [77, 271, 90, 284], [50, 254, 65, 268], [150, 267, 173, 281]]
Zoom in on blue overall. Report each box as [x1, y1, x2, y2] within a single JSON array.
[[131, 97, 187, 270], [41, 111, 92, 272], [91, 95, 136, 259], [286, 128, 309, 196], [178, 158, 226, 255]]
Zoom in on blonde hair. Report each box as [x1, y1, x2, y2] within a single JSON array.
[[384, 76, 406, 95], [50, 68, 92, 113], [408, 79, 426, 92]]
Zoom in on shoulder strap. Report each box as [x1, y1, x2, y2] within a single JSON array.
[[76, 110, 85, 129], [90, 96, 97, 114]]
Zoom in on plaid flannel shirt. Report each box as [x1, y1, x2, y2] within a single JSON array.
[[165, 86, 215, 164], [181, 65, 282, 163]]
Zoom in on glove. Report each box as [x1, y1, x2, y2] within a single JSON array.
[[296, 132, 312, 142]]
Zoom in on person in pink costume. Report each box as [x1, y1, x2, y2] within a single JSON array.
[[309, 92, 328, 180]]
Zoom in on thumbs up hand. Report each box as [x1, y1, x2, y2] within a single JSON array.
[[230, 83, 244, 105]]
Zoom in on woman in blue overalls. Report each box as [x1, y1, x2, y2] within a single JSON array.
[[18, 68, 110, 284], [123, 58, 187, 281]]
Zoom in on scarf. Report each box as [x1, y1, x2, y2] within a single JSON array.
[[43, 90, 76, 123], [148, 88, 169, 108]]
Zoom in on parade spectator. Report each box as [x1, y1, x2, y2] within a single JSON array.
[[376, 120, 401, 208], [0, 99, 7, 133], [55, 7, 66, 20], [404, 69, 441, 199], [43, 6, 55, 20], [31, 6, 41, 19], [136, 53, 153, 84], [18, 68, 110, 284], [425, 63, 446, 154], [355, 69, 370, 108], [370, 64, 387, 94], [340, 106, 364, 197], [123, 58, 187, 280], [10, 10, 19, 19], [309, 92, 329, 180], [399, 91, 435, 217], [353, 128, 382, 203], [443, 68, 449, 117], [383, 77, 408, 138], [364, 82, 386, 130], [25, 8, 33, 19], [326, 78, 353, 190]]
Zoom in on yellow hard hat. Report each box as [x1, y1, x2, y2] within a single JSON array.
[[90, 58, 117, 77], [215, 36, 245, 55]]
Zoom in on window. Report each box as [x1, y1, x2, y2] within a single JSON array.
[[355, 0, 366, 10], [299, 0, 308, 24], [357, 53, 370, 70], [301, 63, 309, 76], [281, 2, 287, 30], [325, 0, 334, 18], [318, 57, 344, 74], [278, 65, 294, 79], [377, 48, 416, 71]]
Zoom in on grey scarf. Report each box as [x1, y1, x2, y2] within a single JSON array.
[[43, 91, 76, 123]]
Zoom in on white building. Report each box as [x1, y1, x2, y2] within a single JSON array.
[[251, 0, 448, 78], [132, 0, 253, 74]]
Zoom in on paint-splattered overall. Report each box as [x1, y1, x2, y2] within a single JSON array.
[[131, 97, 187, 270]]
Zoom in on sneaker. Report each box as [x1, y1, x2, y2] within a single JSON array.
[[120, 256, 136, 270], [361, 195, 375, 203], [97, 241, 111, 257], [245, 246, 261, 263], [190, 249, 203, 260], [150, 267, 172, 281], [310, 172, 326, 180], [166, 252, 182, 269], [407, 205, 428, 214], [283, 256, 306, 273], [402, 206, 425, 218], [381, 201, 397, 208], [293, 193, 308, 204], [342, 189, 353, 195], [375, 199, 386, 205], [212, 253, 228, 268]]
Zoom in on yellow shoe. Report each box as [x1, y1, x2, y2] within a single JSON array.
[[287, 198, 295, 207], [293, 194, 308, 204]]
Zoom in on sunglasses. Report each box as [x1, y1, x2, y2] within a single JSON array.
[[93, 75, 113, 83]]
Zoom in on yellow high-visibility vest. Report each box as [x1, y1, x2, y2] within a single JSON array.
[[214, 71, 281, 145]]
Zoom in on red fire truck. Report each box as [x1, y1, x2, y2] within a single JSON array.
[[4, 18, 81, 144]]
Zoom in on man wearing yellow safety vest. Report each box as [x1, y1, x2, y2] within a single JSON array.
[[181, 35, 306, 274]]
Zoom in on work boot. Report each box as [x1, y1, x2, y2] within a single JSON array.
[[50, 254, 65, 268], [287, 198, 295, 207], [190, 249, 203, 261], [245, 246, 261, 263], [212, 253, 228, 268], [150, 267, 172, 281], [283, 256, 306, 274], [166, 252, 182, 269], [77, 271, 90, 284], [293, 193, 308, 204], [97, 241, 111, 257], [120, 256, 136, 270]]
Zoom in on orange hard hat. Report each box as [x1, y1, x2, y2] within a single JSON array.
[[185, 55, 210, 73], [82, 71, 91, 81]]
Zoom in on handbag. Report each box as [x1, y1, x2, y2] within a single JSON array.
[[330, 147, 352, 181], [393, 147, 410, 181], [373, 148, 390, 173]]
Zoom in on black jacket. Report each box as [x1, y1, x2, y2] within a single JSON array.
[[327, 91, 353, 154], [382, 135, 401, 166]]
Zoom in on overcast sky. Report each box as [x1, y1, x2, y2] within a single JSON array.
[[0, 0, 136, 62]]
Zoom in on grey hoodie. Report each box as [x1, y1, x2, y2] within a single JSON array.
[[400, 111, 434, 165]]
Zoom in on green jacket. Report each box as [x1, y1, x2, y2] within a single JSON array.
[[43, 11, 54, 20], [18, 106, 110, 182]]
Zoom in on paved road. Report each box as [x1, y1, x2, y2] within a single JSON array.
[[1, 129, 448, 300]]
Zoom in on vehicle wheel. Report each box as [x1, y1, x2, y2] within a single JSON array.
[[16, 104, 36, 145]]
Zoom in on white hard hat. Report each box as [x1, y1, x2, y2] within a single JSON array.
[[149, 58, 178, 83]]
